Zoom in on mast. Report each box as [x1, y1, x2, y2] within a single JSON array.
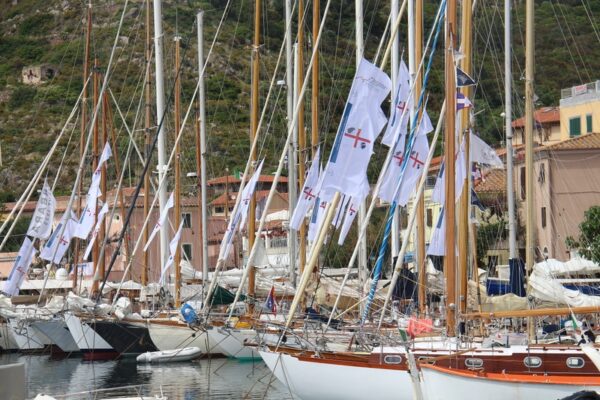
[[98, 68, 108, 287], [312, 0, 319, 158], [286, 0, 297, 285], [506, 0, 517, 263], [173, 35, 182, 307], [74, 2, 92, 290], [415, 0, 426, 315], [444, 0, 458, 337], [297, 0, 307, 276], [153, 0, 169, 274], [91, 58, 100, 296], [390, 0, 400, 271], [356, 0, 368, 295], [248, 0, 261, 311], [197, 11, 209, 285], [458, 0, 473, 314], [525, 0, 535, 336], [142, 0, 152, 286]]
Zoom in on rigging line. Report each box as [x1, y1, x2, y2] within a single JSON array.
[[580, 0, 600, 45], [554, 0, 593, 82], [52, 113, 80, 191], [548, 0, 584, 83]]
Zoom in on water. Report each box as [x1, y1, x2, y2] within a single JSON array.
[[0, 353, 292, 399]]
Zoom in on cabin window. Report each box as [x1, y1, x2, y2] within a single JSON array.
[[524, 356, 542, 368], [541, 207, 547, 228], [586, 114, 593, 133], [426, 208, 433, 227], [384, 355, 402, 365], [182, 212, 192, 228], [465, 358, 484, 369], [182, 243, 192, 261], [567, 357, 585, 368], [570, 117, 581, 137]]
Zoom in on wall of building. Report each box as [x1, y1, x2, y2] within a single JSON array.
[[560, 95, 600, 140]]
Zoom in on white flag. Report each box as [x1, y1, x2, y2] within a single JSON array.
[[26, 180, 56, 240], [160, 220, 184, 284], [321, 59, 391, 199], [427, 207, 446, 256], [290, 149, 320, 230], [3, 237, 36, 296], [337, 180, 370, 245], [74, 186, 100, 239], [218, 161, 264, 261], [83, 203, 109, 260], [332, 195, 351, 229], [307, 197, 328, 242], [431, 137, 467, 204], [40, 213, 77, 264], [144, 192, 175, 252], [470, 132, 503, 168], [381, 59, 411, 147], [90, 142, 113, 191]]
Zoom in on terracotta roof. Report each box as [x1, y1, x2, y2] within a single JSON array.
[[474, 169, 506, 194], [511, 107, 560, 128], [209, 190, 288, 206], [539, 131, 600, 151], [207, 175, 288, 186]]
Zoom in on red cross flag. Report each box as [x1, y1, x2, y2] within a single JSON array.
[[290, 148, 320, 230], [381, 59, 411, 147]]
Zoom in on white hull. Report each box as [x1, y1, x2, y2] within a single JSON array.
[[31, 318, 80, 353], [207, 328, 259, 360], [421, 366, 600, 400], [64, 313, 113, 353], [0, 321, 19, 350], [147, 321, 220, 355], [259, 350, 414, 400], [8, 318, 49, 351]]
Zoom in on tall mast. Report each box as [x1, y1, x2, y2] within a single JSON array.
[[444, 0, 458, 337], [356, 0, 368, 294], [297, 0, 307, 276], [390, 0, 400, 271], [248, 0, 261, 311], [142, 0, 152, 286], [173, 36, 182, 307], [74, 2, 92, 290], [525, 0, 535, 337], [458, 0, 473, 314], [197, 11, 209, 285], [286, 0, 297, 286], [153, 0, 169, 274], [415, 0, 426, 315], [505, 0, 516, 262], [98, 67, 108, 287], [91, 58, 100, 296], [312, 0, 319, 157]]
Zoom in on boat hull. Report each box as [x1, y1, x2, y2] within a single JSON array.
[[147, 320, 221, 355], [31, 318, 80, 354], [207, 328, 259, 360], [90, 320, 157, 356], [8, 318, 49, 352], [421, 364, 600, 400], [0, 321, 19, 351], [64, 313, 118, 360]]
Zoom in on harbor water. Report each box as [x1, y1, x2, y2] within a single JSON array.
[[0, 353, 292, 399]]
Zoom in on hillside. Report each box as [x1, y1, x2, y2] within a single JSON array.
[[1, 0, 600, 202]]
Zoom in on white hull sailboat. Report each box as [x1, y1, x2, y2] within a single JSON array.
[[146, 320, 221, 356], [64, 312, 117, 360], [7, 318, 49, 352], [31, 317, 80, 354], [206, 327, 259, 360]]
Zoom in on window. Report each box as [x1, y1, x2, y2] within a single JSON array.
[[182, 243, 192, 261], [465, 358, 484, 369], [270, 237, 288, 249], [426, 175, 437, 188], [570, 116, 581, 137], [541, 207, 547, 228], [215, 206, 224, 214], [520, 167, 526, 200], [401, 212, 408, 229], [426, 208, 433, 227], [567, 357, 585, 368], [587, 114, 593, 133], [182, 212, 192, 228], [524, 356, 542, 368], [384, 355, 402, 364], [538, 163, 545, 184]]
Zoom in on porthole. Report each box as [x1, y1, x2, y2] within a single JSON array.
[[465, 358, 484, 369], [384, 355, 402, 365], [567, 357, 585, 368], [524, 356, 542, 368]]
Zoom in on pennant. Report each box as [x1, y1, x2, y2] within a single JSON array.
[[144, 192, 175, 252], [381, 59, 411, 147], [74, 186, 100, 239], [308, 196, 328, 242], [90, 142, 113, 190], [264, 285, 277, 314], [337, 180, 369, 245], [290, 148, 320, 230], [456, 92, 473, 111], [321, 59, 391, 199], [456, 67, 476, 87], [427, 207, 446, 256], [160, 220, 185, 284], [470, 132, 503, 168], [40, 213, 77, 264], [26, 180, 56, 240], [431, 137, 467, 204], [83, 203, 109, 260], [2, 237, 36, 296], [332, 195, 351, 229]]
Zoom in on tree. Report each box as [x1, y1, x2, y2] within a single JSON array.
[[568, 206, 600, 264]]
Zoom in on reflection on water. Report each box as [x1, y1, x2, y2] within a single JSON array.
[[0, 353, 291, 399]]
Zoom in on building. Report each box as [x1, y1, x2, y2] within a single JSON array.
[[513, 132, 600, 262], [511, 106, 561, 146], [559, 81, 600, 140], [21, 64, 58, 85]]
